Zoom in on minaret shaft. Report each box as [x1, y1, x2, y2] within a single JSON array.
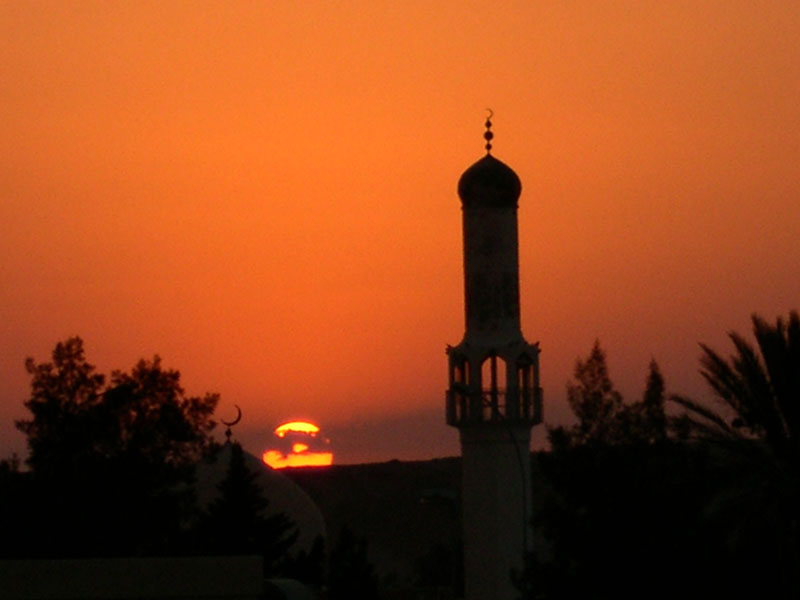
[[462, 205, 522, 344], [446, 123, 542, 600]]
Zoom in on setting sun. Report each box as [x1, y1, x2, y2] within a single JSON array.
[[275, 422, 322, 437], [263, 421, 333, 469]]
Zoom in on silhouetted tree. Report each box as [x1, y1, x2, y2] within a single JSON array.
[[522, 343, 720, 599], [415, 541, 457, 593], [14, 337, 219, 556], [282, 535, 326, 587], [548, 342, 667, 449], [670, 311, 800, 597], [615, 359, 668, 444], [516, 444, 724, 600], [0, 455, 29, 558], [16, 337, 106, 478], [565, 340, 623, 445], [17, 338, 217, 476], [197, 442, 298, 575], [328, 525, 379, 600], [0, 455, 20, 474], [671, 311, 799, 449], [640, 359, 667, 440]]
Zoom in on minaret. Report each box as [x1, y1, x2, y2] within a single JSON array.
[[446, 114, 543, 600]]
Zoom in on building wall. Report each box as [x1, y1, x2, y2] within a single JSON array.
[[460, 426, 532, 600], [0, 556, 265, 600]]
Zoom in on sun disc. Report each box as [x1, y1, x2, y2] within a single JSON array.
[[275, 421, 320, 437], [264, 420, 333, 469]]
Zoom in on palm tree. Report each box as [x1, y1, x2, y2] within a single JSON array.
[[670, 311, 799, 597], [672, 312, 799, 451]]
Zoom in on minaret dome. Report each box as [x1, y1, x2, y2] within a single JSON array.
[[457, 154, 521, 209]]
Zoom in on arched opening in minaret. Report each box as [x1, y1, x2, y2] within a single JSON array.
[[517, 354, 534, 420], [448, 354, 470, 423], [481, 354, 507, 420], [454, 359, 470, 386]]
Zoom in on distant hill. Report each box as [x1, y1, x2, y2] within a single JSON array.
[[283, 457, 463, 589]]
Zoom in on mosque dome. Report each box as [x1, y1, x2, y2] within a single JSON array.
[[457, 153, 521, 208], [195, 444, 326, 553]]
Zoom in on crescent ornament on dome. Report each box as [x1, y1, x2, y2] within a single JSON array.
[[484, 109, 494, 153], [221, 404, 243, 427], [221, 405, 243, 443]]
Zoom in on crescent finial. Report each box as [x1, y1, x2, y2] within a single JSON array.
[[221, 404, 242, 427], [484, 109, 494, 153], [221, 405, 242, 443]]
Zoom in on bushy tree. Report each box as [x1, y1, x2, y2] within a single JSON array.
[[0, 455, 27, 558], [17, 338, 217, 477], [640, 359, 668, 439], [522, 317, 800, 598], [526, 344, 723, 599], [563, 341, 623, 445], [616, 359, 668, 444], [197, 442, 298, 574], [282, 535, 326, 587], [16, 337, 106, 478], [548, 342, 667, 449], [328, 525, 379, 600], [13, 337, 219, 556], [517, 443, 725, 600]]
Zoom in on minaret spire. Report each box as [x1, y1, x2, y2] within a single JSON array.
[[484, 109, 494, 153]]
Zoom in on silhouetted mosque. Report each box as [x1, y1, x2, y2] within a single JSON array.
[[2, 436, 324, 600], [446, 114, 543, 600], [2, 117, 541, 600]]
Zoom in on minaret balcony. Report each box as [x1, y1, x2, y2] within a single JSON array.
[[446, 386, 542, 427]]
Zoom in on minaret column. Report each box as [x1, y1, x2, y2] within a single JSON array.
[[446, 115, 542, 600]]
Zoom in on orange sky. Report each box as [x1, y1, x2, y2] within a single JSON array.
[[2, 2, 799, 464]]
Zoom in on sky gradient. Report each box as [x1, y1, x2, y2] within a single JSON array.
[[2, 1, 799, 464]]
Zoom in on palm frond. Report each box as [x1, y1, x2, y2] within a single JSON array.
[[781, 312, 800, 442], [730, 331, 782, 442], [698, 344, 742, 410], [753, 312, 800, 447], [668, 394, 741, 439]]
